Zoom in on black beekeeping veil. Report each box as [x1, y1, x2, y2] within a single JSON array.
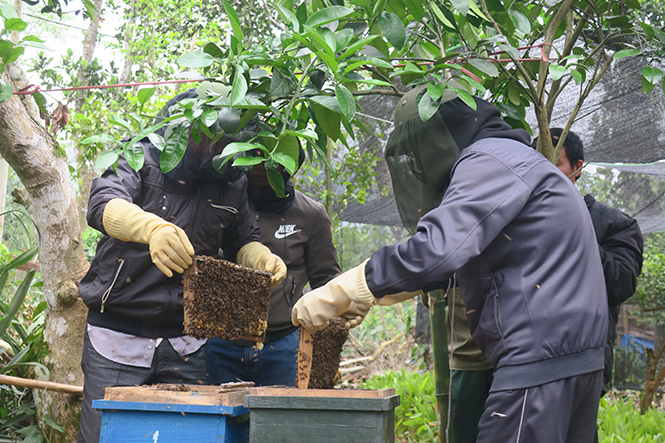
[[385, 84, 461, 234], [385, 83, 531, 234]]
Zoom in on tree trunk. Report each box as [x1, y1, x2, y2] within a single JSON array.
[[640, 344, 665, 414], [0, 71, 90, 443], [75, 0, 105, 114]]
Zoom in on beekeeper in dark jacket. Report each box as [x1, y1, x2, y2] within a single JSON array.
[[77, 90, 286, 443], [206, 147, 341, 386], [293, 85, 608, 443]]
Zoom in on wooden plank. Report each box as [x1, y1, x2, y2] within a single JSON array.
[[103, 385, 250, 406], [297, 328, 313, 388], [249, 386, 396, 398]]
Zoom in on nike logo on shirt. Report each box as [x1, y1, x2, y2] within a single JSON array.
[[274, 224, 302, 239]]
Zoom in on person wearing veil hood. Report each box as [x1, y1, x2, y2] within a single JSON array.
[[206, 146, 342, 386], [76, 90, 286, 443], [292, 85, 608, 442]]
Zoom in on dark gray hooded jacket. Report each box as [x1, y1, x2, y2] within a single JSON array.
[[368, 96, 608, 391]]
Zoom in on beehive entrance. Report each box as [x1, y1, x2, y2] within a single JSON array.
[[183, 256, 272, 340]]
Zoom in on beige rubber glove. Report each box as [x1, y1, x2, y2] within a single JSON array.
[[375, 290, 424, 306], [237, 241, 287, 288], [341, 301, 372, 329], [292, 260, 375, 331], [103, 198, 195, 277]]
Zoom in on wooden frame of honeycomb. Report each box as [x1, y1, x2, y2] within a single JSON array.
[[183, 256, 272, 341]]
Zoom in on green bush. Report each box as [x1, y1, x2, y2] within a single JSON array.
[[598, 393, 665, 443], [360, 371, 665, 443], [360, 369, 438, 443]]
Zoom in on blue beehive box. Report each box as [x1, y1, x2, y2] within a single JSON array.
[[92, 384, 250, 443]]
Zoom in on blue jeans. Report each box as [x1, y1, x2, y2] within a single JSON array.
[[206, 328, 299, 386]]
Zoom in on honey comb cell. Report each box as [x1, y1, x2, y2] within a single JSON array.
[[301, 317, 349, 389]]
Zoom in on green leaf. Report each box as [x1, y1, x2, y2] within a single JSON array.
[[642, 66, 663, 85], [549, 64, 567, 81], [42, 414, 63, 433], [231, 69, 248, 105], [109, 115, 132, 132], [178, 51, 215, 68], [449, 87, 477, 111], [467, 58, 498, 77], [641, 23, 655, 40], [266, 168, 287, 197], [137, 87, 155, 110], [214, 142, 266, 171], [148, 133, 165, 150], [285, 128, 319, 140], [233, 156, 265, 167], [1, 3, 19, 19], [430, 3, 457, 31], [94, 151, 119, 170], [338, 35, 380, 61], [336, 28, 354, 49], [160, 126, 188, 173], [271, 69, 297, 98], [308, 95, 342, 113], [277, 5, 300, 33], [4, 18, 27, 32], [614, 49, 640, 60], [450, 0, 469, 16], [378, 12, 406, 51], [0, 79, 14, 102], [498, 44, 519, 60], [81, 134, 117, 145], [0, 269, 35, 338], [124, 142, 145, 171], [427, 83, 446, 102], [508, 10, 530, 35], [202, 109, 218, 127], [402, 0, 425, 21], [418, 91, 440, 122], [341, 77, 392, 87], [272, 152, 297, 175], [203, 42, 225, 59], [335, 83, 356, 122], [223, 1, 243, 43], [305, 6, 354, 27], [570, 69, 584, 85], [312, 103, 341, 141]]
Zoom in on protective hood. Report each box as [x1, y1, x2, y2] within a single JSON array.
[[250, 145, 306, 213], [385, 83, 531, 234], [149, 89, 245, 186]]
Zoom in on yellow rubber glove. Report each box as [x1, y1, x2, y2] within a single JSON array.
[[237, 241, 287, 288], [292, 260, 375, 331], [102, 198, 195, 277]]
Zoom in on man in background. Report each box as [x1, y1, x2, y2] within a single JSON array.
[[206, 148, 342, 386], [539, 128, 644, 411]]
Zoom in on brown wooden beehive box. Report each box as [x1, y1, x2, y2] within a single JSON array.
[[183, 256, 272, 341], [298, 317, 349, 389]]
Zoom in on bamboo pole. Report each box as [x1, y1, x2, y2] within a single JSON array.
[[0, 374, 83, 395], [429, 289, 450, 443]]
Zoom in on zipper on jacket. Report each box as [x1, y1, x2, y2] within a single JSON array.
[[101, 259, 125, 313], [212, 203, 239, 218], [287, 277, 297, 308]]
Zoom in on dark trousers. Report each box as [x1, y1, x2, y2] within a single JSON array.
[[450, 369, 494, 443], [477, 370, 603, 443], [77, 330, 208, 443]]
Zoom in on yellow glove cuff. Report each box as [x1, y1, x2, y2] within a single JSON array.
[[103, 198, 164, 243], [351, 259, 376, 306], [375, 290, 424, 306], [237, 241, 270, 268]]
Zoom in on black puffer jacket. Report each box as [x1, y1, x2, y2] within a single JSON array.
[[80, 142, 259, 338], [584, 194, 644, 388]]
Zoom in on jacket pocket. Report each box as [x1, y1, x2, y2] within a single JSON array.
[[100, 258, 126, 313]]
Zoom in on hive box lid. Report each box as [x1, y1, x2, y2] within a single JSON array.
[[103, 384, 250, 407], [244, 387, 400, 411]]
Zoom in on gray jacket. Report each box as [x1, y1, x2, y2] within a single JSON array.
[[366, 138, 608, 391]]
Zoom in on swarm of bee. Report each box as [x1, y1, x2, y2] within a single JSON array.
[[302, 317, 350, 389], [183, 256, 272, 340]]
